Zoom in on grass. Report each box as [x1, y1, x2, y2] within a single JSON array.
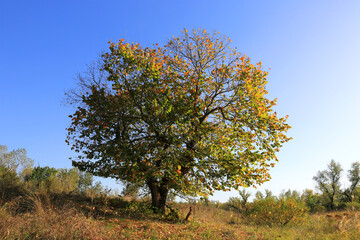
[[1, 192, 360, 239]]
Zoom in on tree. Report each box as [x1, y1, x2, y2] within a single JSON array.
[[25, 166, 58, 190], [0, 145, 33, 177], [78, 171, 95, 193], [302, 189, 321, 213], [67, 29, 291, 212], [121, 181, 143, 199], [313, 159, 343, 210], [49, 168, 79, 194], [279, 189, 301, 201], [26, 166, 57, 182], [239, 189, 251, 208], [264, 189, 275, 200], [254, 191, 265, 201], [344, 162, 360, 202]]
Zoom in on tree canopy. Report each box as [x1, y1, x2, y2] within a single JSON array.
[[67, 29, 291, 211]]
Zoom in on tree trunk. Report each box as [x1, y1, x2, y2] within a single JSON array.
[[147, 179, 169, 213], [330, 193, 335, 211]]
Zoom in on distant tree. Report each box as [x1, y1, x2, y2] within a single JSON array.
[[313, 159, 343, 210], [225, 196, 242, 211], [239, 189, 251, 208], [279, 189, 301, 201], [264, 189, 275, 200], [301, 189, 321, 213], [0, 145, 33, 177], [25, 166, 58, 190], [344, 162, 360, 202], [26, 166, 57, 182], [50, 168, 79, 194], [77, 170, 105, 195], [255, 191, 265, 201], [67, 29, 291, 212], [121, 182, 141, 199], [78, 171, 94, 193]]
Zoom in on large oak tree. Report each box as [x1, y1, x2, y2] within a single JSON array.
[[67, 29, 291, 212]]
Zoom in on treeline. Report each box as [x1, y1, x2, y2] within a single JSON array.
[[0, 145, 108, 204], [217, 159, 360, 226]]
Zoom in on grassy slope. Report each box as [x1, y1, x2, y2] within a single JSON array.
[[1, 194, 360, 240]]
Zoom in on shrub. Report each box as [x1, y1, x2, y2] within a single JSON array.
[[313, 205, 327, 213], [345, 201, 360, 211], [25, 166, 57, 190], [222, 197, 242, 212], [48, 168, 79, 194], [0, 165, 23, 203], [302, 189, 322, 213], [246, 198, 308, 226]]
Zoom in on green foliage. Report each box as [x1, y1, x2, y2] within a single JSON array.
[[0, 165, 19, 186], [70, 169, 106, 197], [67, 29, 291, 209], [222, 197, 242, 212], [254, 189, 275, 201], [0, 165, 22, 203], [78, 171, 95, 193], [345, 201, 360, 211], [25, 166, 57, 191], [165, 205, 181, 222], [26, 166, 57, 182], [344, 162, 360, 202], [223, 189, 251, 212], [279, 189, 301, 201], [121, 182, 142, 199], [255, 191, 265, 200], [48, 168, 79, 194], [247, 198, 308, 226], [302, 189, 322, 213], [24, 166, 105, 196], [264, 189, 275, 200]]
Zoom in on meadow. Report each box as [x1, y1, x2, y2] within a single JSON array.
[[2, 147, 360, 239], [2, 187, 360, 239]]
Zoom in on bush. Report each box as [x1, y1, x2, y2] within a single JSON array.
[[25, 166, 57, 191], [222, 197, 242, 212], [48, 168, 79, 194], [345, 201, 360, 211], [0, 165, 23, 203], [302, 189, 322, 213], [312, 205, 327, 213], [246, 198, 308, 226]]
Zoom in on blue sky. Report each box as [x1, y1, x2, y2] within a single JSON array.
[[1, 1, 360, 201]]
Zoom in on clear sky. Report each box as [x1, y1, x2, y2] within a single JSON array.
[[1, 0, 360, 202]]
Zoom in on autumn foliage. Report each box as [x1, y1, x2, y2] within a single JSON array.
[[67, 29, 291, 210]]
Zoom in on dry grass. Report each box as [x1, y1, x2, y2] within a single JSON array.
[[175, 203, 360, 240], [227, 210, 360, 240], [2, 193, 360, 239], [0, 193, 248, 239], [0, 194, 110, 239]]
